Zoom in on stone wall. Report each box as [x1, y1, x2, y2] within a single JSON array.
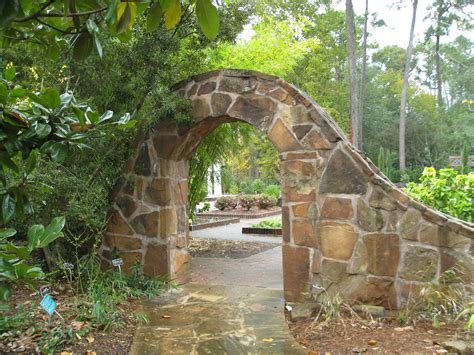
[[102, 69, 473, 308]]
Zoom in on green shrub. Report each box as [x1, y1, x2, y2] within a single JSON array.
[[264, 185, 281, 199], [404, 167, 473, 222], [251, 179, 266, 194], [215, 197, 227, 211], [239, 195, 257, 211], [238, 180, 253, 194], [252, 218, 282, 229], [199, 202, 211, 212], [256, 194, 277, 209]]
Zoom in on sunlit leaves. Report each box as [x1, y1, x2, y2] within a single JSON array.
[[196, 0, 220, 40], [117, 2, 137, 34], [146, 3, 163, 32], [73, 32, 94, 61], [163, 0, 182, 30]]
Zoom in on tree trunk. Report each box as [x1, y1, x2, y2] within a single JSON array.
[[345, 0, 359, 149], [399, 0, 418, 171], [358, 0, 369, 151], [435, 34, 443, 106]]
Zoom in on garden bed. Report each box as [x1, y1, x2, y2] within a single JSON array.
[[188, 238, 277, 259], [197, 207, 281, 219], [242, 227, 282, 236], [189, 216, 240, 231]]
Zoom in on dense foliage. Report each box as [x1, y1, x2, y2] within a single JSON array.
[[405, 168, 473, 222]]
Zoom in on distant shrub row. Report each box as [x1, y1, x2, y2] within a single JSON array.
[[215, 194, 277, 211]]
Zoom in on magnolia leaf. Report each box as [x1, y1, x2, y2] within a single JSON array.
[[73, 32, 94, 61], [196, 0, 219, 40], [4, 65, 16, 81], [0, 228, 16, 239], [27, 224, 45, 250], [0, 83, 7, 104], [146, 3, 163, 32], [117, 2, 137, 34], [2, 194, 16, 224], [164, 0, 181, 29]]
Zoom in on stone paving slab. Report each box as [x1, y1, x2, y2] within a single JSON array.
[[130, 284, 306, 354]]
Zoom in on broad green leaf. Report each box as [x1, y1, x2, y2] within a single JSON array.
[[0, 228, 16, 239], [5, 244, 30, 259], [117, 2, 137, 34], [48, 142, 68, 162], [40, 88, 61, 109], [14, 263, 44, 279], [86, 18, 99, 34], [196, 0, 219, 40], [27, 224, 45, 251], [9, 86, 27, 97], [35, 123, 52, 138], [2, 194, 15, 224], [38, 216, 65, 248], [86, 110, 100, 125], [105, 0, 120, 27], [0, 281, 12, 302], [164, 0, 181, 29], [98, 110, 113, 123], [4, 65, 16, 81], [25, 149, 39, 174], [146, 3, 163, 32], [0, 152, 19, 173], [73, 32, 94, 61], [0, 83, 8, 104], [94, 34, 103, 58]]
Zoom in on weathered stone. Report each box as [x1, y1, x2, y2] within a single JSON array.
[[104, 234, 142, 250], [146, 178, 173, 206], [267, 119, 301, 152], [301, 128, 331, 150], [187, 83, 198, 96], [106, 211, 133, 235], [228, 94, 277, 129], [284, 152, 319, 160], [191, 97, 211, 120], [292, 202, 317, 219], [396, 280, 428, 306], [219, 76, 257, 94], [369, 187, 396, 211], [160, 208, 178, 237], [131, 211, 160, 238], [292, 125, 313, 140], [197, 81, 216, 95], [319, 222, 358, 261], [311, 250, 322, 273], [290, 303, 317, 320], [134, 144, 151, 176], [280, 105, 310, 125], [420, 225, 470, 249], [143, 243, 168, 276], [211, 93, 232, 117], [399, 246, 438, 282], [353, 305, 386, 318], [357, 198, 384, 232], [363, 233, 400, 277], [153, 135, 179, 159], [321, 259, 348, 283], [347, 276, 397, 309], [170, 248, 190, 275], [116, 194, 138, 218], [319, 149, 368, 195], [321, 196, 353, 220], [176, 180, 188, 205], [282, 206, 290, 243], [346, 241, 368, 274], [268, 87, 289, 102], [283, 245, 310, 302], [118, 251, 142, 272], [292, 220, 316, 247], [385, 211, 398, 232], [442, 340, 474, 354], [439, 249, 474, 283], [399, 209, 421, 240], [158, 159, 175, 177], [282, 160, 317, 202], [135, 176, 145, 199]]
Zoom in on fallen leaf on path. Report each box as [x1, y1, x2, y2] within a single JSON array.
[[394, 326, 414, 332], [87, 335, 95, 343], [162, 315, 171, 319], [368, 340, 377, 346], [262, 338, 273, 342]]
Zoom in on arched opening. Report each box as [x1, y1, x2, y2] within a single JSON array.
[[102, 69, 473, 308]]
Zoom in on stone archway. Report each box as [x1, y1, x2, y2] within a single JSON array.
[[101, 69, 473, 307]]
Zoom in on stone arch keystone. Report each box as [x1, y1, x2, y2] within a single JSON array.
[[101, 69, 474, 307]]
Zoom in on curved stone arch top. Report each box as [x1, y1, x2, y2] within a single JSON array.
[[102, 69, 473, 307]]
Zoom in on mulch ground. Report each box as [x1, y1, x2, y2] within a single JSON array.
[[288, 313, 470, 353], [188, 237, 277, 259], [1, 284, 137, 354]]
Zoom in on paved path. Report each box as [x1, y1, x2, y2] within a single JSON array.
[[190, 216, 282, 244], [131, 214, 306, 354]]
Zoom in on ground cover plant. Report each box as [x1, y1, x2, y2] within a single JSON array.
[[251, 218, 282, 229]]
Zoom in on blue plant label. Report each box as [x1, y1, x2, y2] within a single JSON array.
[[40, 294, 57, 315], [112, 258, 123, 267]]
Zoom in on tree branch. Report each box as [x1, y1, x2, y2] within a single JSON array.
[[15, 6, 107, 23]]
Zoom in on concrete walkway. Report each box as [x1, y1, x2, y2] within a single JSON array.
[[131, 215, 306, 354], [190, 216, 282, 244]]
